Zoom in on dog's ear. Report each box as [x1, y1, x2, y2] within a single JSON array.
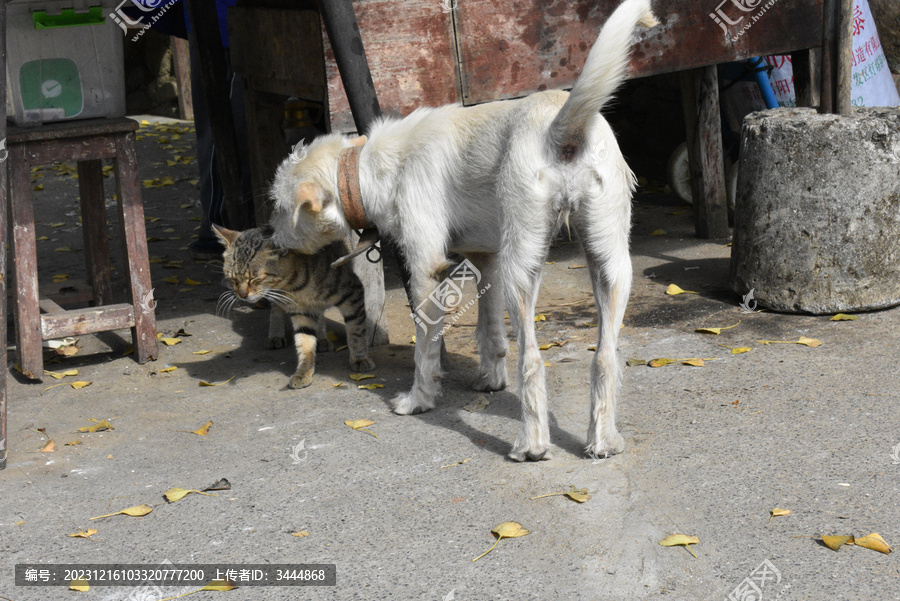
[[212, 223, 239, 246], [350, 135, 367, 147], [295, 182, 323, 214]]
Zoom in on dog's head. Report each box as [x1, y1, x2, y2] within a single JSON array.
[[269, 134, 367, 253]]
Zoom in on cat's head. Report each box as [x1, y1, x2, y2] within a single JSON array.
[[269, 133, 366, 254], [213, 224, 288, 303]]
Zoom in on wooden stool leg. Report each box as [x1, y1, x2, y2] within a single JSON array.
[[113, 134, 158, 363], [77, 160, 112, 306], [9, 147, 43, 380]]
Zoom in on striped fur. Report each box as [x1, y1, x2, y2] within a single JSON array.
[[215, 224, 374, 389]]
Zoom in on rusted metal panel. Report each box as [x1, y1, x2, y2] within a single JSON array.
[[456, 0, 825, 106], [324, 0, 460, 132]]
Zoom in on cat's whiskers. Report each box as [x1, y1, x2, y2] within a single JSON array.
[[216, 290, 238, 317], [263, 288, 298, 312]]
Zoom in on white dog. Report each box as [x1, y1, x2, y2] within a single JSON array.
[[270, 0, 658, 461]]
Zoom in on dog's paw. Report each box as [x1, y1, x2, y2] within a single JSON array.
[[585, 432, 625, 459], [350, 357, 376, 372], [266, 336, 286, 350], [508, 433, 553, 462], [289, 372, 314, 389], [471, 371, 507, 393], [392, 391, 435, 415]]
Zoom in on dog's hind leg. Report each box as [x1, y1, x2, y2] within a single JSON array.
[[505, 272, 552, 462], [393, 270, 447, 415], [573, 211, 631, 459], [467, 253, 508, 392]]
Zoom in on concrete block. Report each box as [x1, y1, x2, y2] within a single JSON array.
[[730, 107, 900, 313]]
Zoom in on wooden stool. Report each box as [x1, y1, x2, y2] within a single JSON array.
[[7, 117, 158, 381]]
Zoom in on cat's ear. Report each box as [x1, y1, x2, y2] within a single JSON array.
[[295, 182, 323, 214], [349, 135, 367, 147], [212, 223, 240, 246]]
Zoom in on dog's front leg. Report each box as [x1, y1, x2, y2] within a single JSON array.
[[506, 286, 552, 461], [394, 274, 446, 415]]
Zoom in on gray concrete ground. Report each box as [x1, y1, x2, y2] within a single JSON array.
[[2, 117, 898, 601]]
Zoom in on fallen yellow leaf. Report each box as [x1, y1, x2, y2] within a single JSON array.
[[39, 439, 57, 452], [650, 228, 667, 236], [78, 419, 113, 433], [158, 366, 178, 373], [89, 504, 153, 520], [190, 421, 213, 436], [666, 284, 697, 295], [830, 313, 859, 321], [65, 440, 83, 446], [345, 419, 378, 438], [695, 320, 741, 335], [626, 358, 647, 367], [160, 337, 181, 346], [291, 531, 310, 538], [854, 533, 892, 554], [463, 397, 490, 412], [473, 521, 531, 561], [659, 533, 699, 558], [530, 485, 590, 503], [69, 579, 90, 591], [770, 508, 791, 522], [199, 376, 234, 386], [184, 277, 202, 286], [680, 358, 705, 367], [648, 358, 676, 367], [349, 373, 375, 381], [534, 314, 547, 322], [162, 276, 180, 285], [67, 529, 98, 539], [358, 383, 384, 389], [192, 350, 212, 355], [164, 487, 217, 503], [757, 337, 822, 348], [71, 381, 92, 389], [44, 368, 78, 380], [568, 264, 586, 269], [202, 580, 237, 591], [822, 535, 853, 551]]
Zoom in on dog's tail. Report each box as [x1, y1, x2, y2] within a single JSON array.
[[548, 0, 658, 160]]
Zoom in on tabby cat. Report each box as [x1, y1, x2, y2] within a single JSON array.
[[214, 224, 375, 389]]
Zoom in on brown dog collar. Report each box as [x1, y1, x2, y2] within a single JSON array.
[[338, 145, 371, 230]]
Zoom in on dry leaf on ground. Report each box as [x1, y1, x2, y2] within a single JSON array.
[[203, 478, 231, 491], [830, 313, 859, 321], [666, 284, 697, 295], [39, 439, 57, 452], [531, 485, 591, 503], [695, 320, 741, 335], [626, 358, 647, 367], [199, 377, 234, 386], [164, 488, 218, 503], [77, 419, 113, 433], [770, 508, 790, 522], [822, 535, 854, 551], [89, 504, 153, 520], [345, 419, 378, 438], [473, 521, 531, 561], [463, 397, 490, 412], [757, 337, 822, 348], [349, 373, 375, 381], [181, 420, 213, 436], [358, 383, 384, 390], [854, 533, 892, 554], [659, 533, 699, 558], [69, 579, 90, 591], [291, 531, 310, 538], [67, 529, 98, 539]]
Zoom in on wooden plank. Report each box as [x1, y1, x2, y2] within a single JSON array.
[[229, 7, 325, 95], [114, 134, 159, 364], [681, 66, 729, 239], [9, 145, 44, 380], [243, 88, 289, 225], [78, 160, 113, 306], [821, 0, 837, 113], [456, 0, 824, 106], [1, 0, 8, 469], [172, 36, 194, 121], [41, 304, 134, 339], [323, 0, 459, 132], [14, 137, 118, 165], [39, 298, 66, 315], [793, 49, 814, 107], [835, 0, 854, 115], [7, 117, 136, 143]]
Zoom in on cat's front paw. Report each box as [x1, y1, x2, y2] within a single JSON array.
[[350, 357, 375, 372], [266, 336, 286, 350], [289, 371, 314, 389]]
